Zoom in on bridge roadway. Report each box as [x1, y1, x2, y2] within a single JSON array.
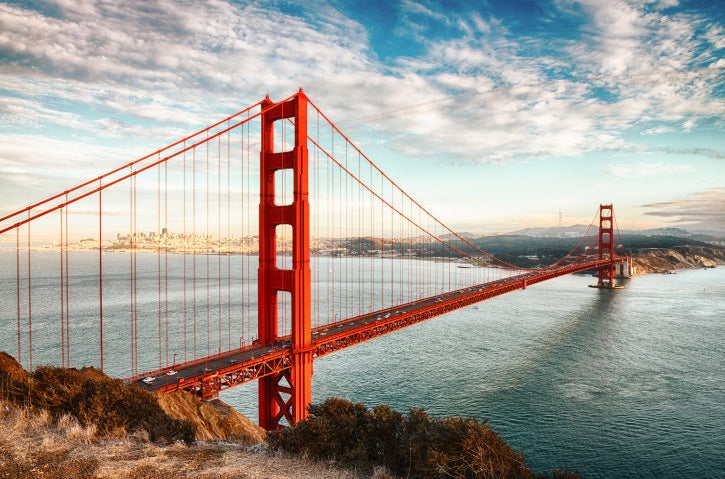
[[127, 258, 616, 399]]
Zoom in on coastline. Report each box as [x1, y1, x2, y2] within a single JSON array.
[[630, 244, 725, 275]]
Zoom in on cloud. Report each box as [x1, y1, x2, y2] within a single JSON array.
[[642, 188, 725, 233], [0, 0, 723, 192], [608, 162, 692, 178], [344, 1, 724, 162], [0, 1, 375, 122]]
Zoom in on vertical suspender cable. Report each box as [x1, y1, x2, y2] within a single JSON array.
[[134, 173, 139, 375], [399, 189, 403, 304], [129, 173, 134, 373], [241, 122, 246, 346], [245, 116, 250, 345], [157, 157, 162, 369], [164, 161, 169, 367], [193, 146, 197, 359], [183, 144, 188, 362], [369, 160, 373, 313], [99, 182, 104, 372], [344, 141, 349, 320], [327, 125, 332, 324], [337, 133, 342, 321], [60, 210, 65, 367], [217, 135, 222, 353], [206, 134, 210, 356], [380, 175, 384, 309], [16, 227, 21, 365], [358, 151, 362, 317], [65, 201, 70, 367], [132, 173, 138, 375], [314, 111, 320, 329], [226, 124, 231, 351], [408, 197, 412, 303], [27, 213, 32, 370]]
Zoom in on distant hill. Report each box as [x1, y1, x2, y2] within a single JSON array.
[[441, 233, 724, 269], [506, 225, 591, 237], [440, 231, 478, 239], [505, 225, 700, 238]]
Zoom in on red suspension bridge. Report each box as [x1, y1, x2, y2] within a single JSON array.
[[0, 90, 631, 430]]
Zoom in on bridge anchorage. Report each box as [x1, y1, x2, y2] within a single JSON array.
[[1, 89, 630, 431]]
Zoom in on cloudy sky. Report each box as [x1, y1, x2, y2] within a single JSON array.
[[1, 0, 723, 234]]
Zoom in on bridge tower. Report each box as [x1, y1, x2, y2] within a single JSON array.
[[596, 204, 616, 288], [258, 90, 312, 429]]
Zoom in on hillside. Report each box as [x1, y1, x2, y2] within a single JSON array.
[[155, 390, 264, 444], [630, 244, 725, 274], [465, 234, 725, 270], [0, 402, 362, 479], [0, 352, 363, 478]]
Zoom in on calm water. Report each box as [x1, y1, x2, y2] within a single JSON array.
[[1, 251, 723, 478], [224, 267, 725, 478]]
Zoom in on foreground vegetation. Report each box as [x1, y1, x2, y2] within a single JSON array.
[[0, 398, 363, 479], [269, 398, 581, 479], [0, 352, 194, 443], [2, 353, 582, 478], [0, 352, 362, 478]]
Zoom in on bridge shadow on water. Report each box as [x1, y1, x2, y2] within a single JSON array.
[[504, 285, 625, 392], [465, 279, 635, 475], [445, 281, 626, 404]]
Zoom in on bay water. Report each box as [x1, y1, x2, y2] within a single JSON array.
[[1, 250, 722, 478], [225, 267, 725, 478]]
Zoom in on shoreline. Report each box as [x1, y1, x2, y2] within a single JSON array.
[[630, 244, 725, 275]]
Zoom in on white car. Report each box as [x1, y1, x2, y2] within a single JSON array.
[[142, 376, 155, 384]]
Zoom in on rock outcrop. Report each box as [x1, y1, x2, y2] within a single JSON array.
[[155, 389, 265, 444], [631, 244, 725, 274]]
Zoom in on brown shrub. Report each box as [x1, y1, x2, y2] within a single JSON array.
[[0, 353, 194, 444], [268, 398, 584, 479]]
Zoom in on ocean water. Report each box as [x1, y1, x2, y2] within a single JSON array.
[[224, 267, 725, 478], [1, 250, 723, 478]]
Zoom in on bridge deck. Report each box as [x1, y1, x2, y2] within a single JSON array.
[[128, 258, 617, 398]]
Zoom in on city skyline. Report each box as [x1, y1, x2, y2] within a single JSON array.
[[1, 1, 723, 235]]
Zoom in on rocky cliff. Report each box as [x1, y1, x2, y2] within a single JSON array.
[[631, 244, 725, 275]]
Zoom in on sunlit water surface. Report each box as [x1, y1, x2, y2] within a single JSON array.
[[1, 251, 722, 478], [225, 267, 725, 478]]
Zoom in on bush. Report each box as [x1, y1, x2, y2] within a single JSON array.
[[268, 398, 582, 479], [1, 354, 194, 444]]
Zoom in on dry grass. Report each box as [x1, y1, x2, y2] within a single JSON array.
[[1, 353, 369, 478], [0, 398, 368, 479], [154, 390, 265, 444], [0, 354, 194, 444]]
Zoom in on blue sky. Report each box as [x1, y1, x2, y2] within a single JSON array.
[[1, 0, 723, 234]]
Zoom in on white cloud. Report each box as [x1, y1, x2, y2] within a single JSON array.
[[640, 126, 674, 135], [642, 188, 725, 232], [608, 162, 692, 178], [0, 0, 723, 202]]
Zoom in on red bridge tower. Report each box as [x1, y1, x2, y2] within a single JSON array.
[[596, 204, 617, 288], [258, 90, 312, 429]]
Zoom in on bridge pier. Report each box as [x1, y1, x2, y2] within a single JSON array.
[[258, 90, 312, 430], [615, 257, 635, 278]]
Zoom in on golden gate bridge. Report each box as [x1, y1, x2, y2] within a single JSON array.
[[0, 89, 630, 430]]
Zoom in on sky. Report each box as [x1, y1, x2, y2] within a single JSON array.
[[1, 0, 724, 236]]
